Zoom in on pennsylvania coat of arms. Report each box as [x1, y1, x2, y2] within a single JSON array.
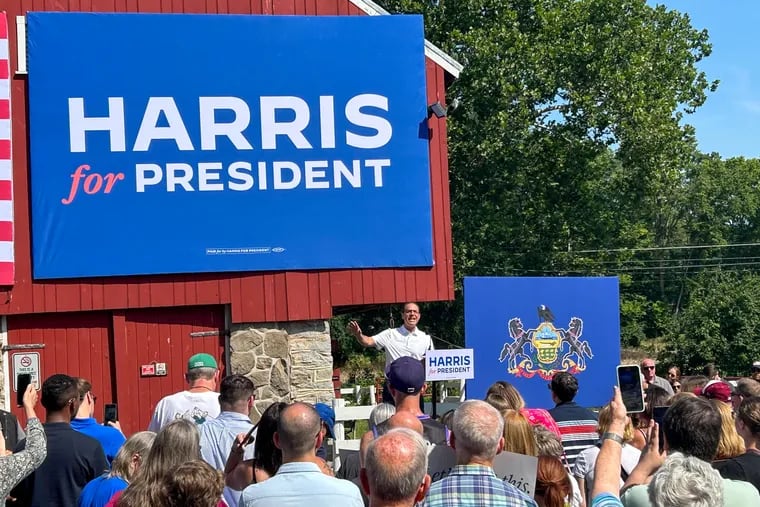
[[498, 305, 594, 380]]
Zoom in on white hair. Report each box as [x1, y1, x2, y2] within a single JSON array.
[[365, 428, 427, 502], [647, 453, 723, 507], [452, 400, 504, 460], [369, 402, 396, 428]]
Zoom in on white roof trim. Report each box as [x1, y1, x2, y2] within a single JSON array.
[[15, 5, 464, 78], [348, 0, 463, 78]]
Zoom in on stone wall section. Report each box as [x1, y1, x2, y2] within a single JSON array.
[[229, 320, 334, 422]]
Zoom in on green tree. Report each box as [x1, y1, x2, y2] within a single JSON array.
[[663, 271, 760, 376], [372, 0, 717, 348]]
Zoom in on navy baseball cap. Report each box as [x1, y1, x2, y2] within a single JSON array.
[[387, 356, 425, 394]]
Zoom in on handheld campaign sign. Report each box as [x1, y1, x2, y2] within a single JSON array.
[[27, 13, 432, 279], [426, 349, 475, 381], [492, 452, 538, 497], [465, 277, 620, 409]]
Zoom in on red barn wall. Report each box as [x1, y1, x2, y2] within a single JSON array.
[[1, 0, 455, 324]]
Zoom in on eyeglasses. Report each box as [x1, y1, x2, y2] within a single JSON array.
[[642, 366, 655, 370]]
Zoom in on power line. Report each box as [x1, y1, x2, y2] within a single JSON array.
[[570, 241, 760, 254], [467, 262, 760, 276], [581, 255, 760, 266]]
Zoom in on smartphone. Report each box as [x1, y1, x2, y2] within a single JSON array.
[[617, 364, 645, 413], [242, 425, 257, 446], [652, 405, 668, 452], [104, 403, 118, 425], [16, 374, 32, 407]]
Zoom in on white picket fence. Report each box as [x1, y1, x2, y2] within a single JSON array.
[[329, 382, 465, 471]]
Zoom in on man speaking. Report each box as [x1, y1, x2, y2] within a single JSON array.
[[348, 302, 434, 404]]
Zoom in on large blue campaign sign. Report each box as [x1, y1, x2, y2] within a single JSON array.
[[465, 277, 621, 409], [27, 13, 432, 279]]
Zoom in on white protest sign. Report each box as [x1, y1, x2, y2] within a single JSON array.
[[426, 349, 474, 381], [427, 443, 457, 483], [12, 352, 41, 390], [492, 451, 538, 497]]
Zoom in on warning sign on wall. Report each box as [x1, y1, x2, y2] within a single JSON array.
[[13, 352, 41, 391]]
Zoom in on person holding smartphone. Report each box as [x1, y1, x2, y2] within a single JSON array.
[[71, 378, 126, 465], [0, 384, 47, 500]]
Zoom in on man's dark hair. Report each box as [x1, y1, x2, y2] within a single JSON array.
[[551, 372, 578, 402], [218, 375, 255, 406], [76, 378, 92, 399], [663, 396, 721, 461], [736, 378, 760, 399], [737, 396, 760, 437], [41, 374, 78, 412], [277, 402, 321, 456], [703, 363, 719, 378]]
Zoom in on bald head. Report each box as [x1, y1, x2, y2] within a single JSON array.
[[387, 411, 424, 435], [362, 428, 429, 503], [276, 402, 322, 457]]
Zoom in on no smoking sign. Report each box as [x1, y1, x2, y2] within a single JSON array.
[[13, 352, 41, 391]]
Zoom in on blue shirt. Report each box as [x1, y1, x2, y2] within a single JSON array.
[[78, 474, 128, 507], [422, 464, 537, 507], [198, 411, 256, 507], [592, 493, 623, 507], [70, 418, 126, 466], [240, 461, 363, 507]]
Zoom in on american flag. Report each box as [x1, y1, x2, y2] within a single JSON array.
[[0, 12, 13, 285]]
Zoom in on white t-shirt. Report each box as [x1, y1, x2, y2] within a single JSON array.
[[572, 442, 641, 493], [567, 473, 583, 507], [373, 326, 434, 369], [148, 390, 220, 432]]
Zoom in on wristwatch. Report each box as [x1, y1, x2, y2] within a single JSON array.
[[602, 432, 624, 444]]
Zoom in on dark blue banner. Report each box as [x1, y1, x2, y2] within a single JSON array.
[[27, 13, 432, 278], [465, 277, 621, 409]]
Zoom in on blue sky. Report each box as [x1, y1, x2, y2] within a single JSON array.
[[656, 1, 760, 158]]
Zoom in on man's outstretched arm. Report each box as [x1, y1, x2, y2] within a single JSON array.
[[348, 320, 376, 348]]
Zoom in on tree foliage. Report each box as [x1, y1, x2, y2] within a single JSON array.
[[332, 0, 760, 376]]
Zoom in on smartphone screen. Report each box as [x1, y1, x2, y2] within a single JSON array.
[[16, 373, 32, 407], [617, 365, 645, 413], [653, 405, 668, 451], [104, 404, 118, 424]]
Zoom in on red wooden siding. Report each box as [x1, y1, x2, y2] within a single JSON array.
[[6, 305, 225, 435], [1, 0, 455, 323], [6, 311, 115, 423], [113, 305, 226, 435]]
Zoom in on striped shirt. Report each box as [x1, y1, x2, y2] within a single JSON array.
[[591, 493, 623, 507], [421, 464, 537, 507], [549, 401, 598, 468]]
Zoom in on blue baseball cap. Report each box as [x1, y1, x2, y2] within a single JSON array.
[[314, 403, 335, 439]]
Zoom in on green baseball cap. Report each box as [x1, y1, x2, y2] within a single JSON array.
[[187, 353, 218, 370]]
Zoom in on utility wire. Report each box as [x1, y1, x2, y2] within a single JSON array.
[[572, 255, 760, 265], [571, 241, 760, 254]]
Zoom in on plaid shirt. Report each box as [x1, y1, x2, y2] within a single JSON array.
[[421, 464, 538, 507]]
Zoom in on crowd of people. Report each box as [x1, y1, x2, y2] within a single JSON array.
[[2, 302, 760, 506]]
